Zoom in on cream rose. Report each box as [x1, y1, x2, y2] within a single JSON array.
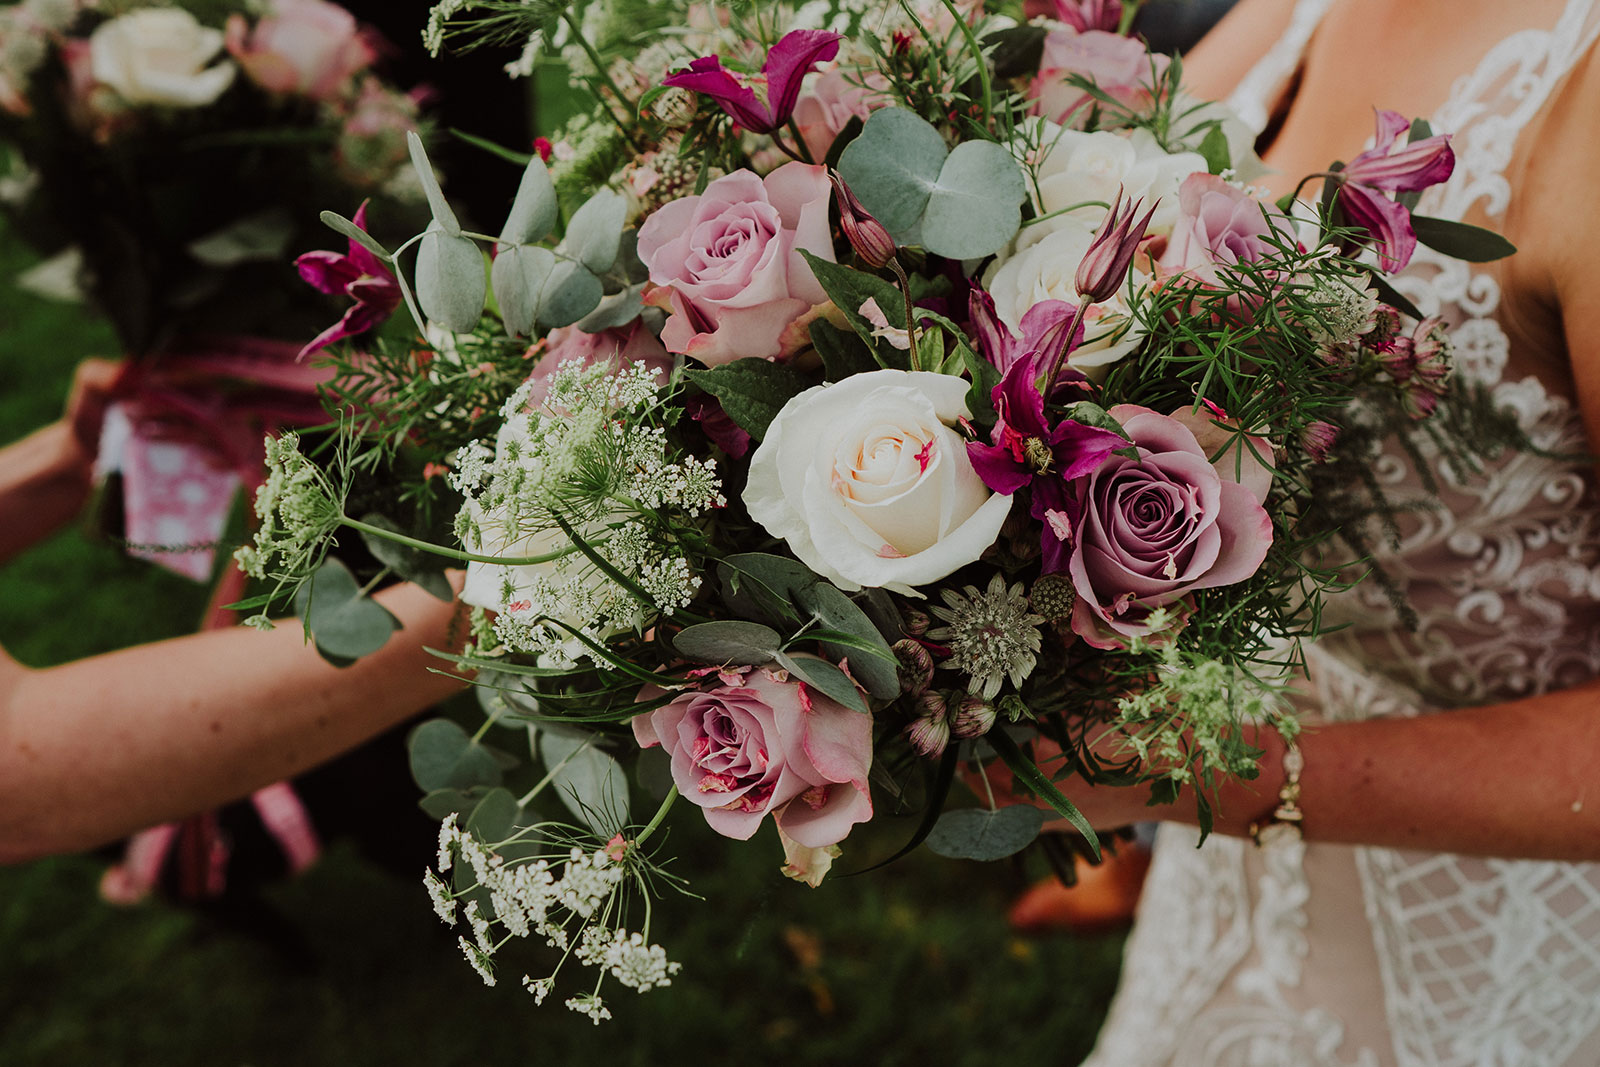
[[1018, 123, 1206, 245], [89, 9, 236, 108], [744, 370, 1012, 595], [982, 217, 1148, 373]]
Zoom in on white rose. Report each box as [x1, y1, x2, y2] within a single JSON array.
[[745, 370, 1012, 595], [1171, 97, 1266, 183], [1019, 122, 1206, 245], [89, 9, 236, 108], [982, 217, 1148, 373]]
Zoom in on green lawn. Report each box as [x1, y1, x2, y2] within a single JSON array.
[[0, 225, 1122, 1067]]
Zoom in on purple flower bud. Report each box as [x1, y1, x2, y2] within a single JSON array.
[[893, 639, 935, 696], [900, 607, 931, 637], [1402, 384, 1439, 421], [949, 695, 997, 740], [1410, 316, 1453, 393], [1365, 305, 1404, 350], [829, 171, 897, 269], [1300, 420, 1340, 463], [906, 692, 952, 758], [1076, 185, 1157, 306]]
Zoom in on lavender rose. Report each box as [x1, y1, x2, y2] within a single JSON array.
[[1056, 404, 1274, 648], [632, 666, 872, 848], [1159, 172, 1288, 288], [637, 162, 834, 366]]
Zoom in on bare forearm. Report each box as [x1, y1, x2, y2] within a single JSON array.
[[0, 582, 470, 861], [0, 421, 93, 563]]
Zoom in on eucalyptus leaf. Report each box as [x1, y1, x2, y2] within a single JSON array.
[[793, 583, 899, 699], [501, 153, 558, 246], [924, 805, 1046, 861], [716, 552, 814, 625], [419, 786, 489, 821], [187, 209, 291, 266], [919, 139, 1027, 259], [356, 512, 453, 601], [773, 651, 868, 713], [685, 359, 811, 440], [562, 188, 626, 274], [407, 130, 461, 236], [293, 557, 399, 661], [490, 243, 555, 336], [539, 733, 630, 836], [408, 718, 504, 793], [836, 107, 946, 238], [575, 282, 648, 333], [536, 259, 604, 327], [673, 620, 783, 665], [320, 210, 391, 262], [416, 226, 487, 333], [466, 787, 523, 844]]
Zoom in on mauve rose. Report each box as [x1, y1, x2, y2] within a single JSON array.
[[1159, 172, 1287, 287], [1059, 404, 1273, 648], [224, 0, 374, 101], [522, 320, 674, 409], [1029, 26, 1167, 128], [632, 666, 873, 847], [793, 63, 889, 163], [637, 162, 833, 366]]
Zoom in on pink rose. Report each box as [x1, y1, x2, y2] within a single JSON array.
[[1028, 27, 1167, 127], [1061, 404, 1274, 648], [792, 64, 889, 163], [522, 320, 674, 409], [637, 162, 834, 366], [1159, 173, 1286, 287], [632, 666, 873, 848], [225, 0, 374, 102]]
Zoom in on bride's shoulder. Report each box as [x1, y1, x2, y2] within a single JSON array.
[[1176, 0, 1300, 100]]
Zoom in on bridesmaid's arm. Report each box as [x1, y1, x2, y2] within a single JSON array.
[[0, 581, 470, 863]]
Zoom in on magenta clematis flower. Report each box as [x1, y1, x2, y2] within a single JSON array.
[[1336, 109, 1453, 272], [966, 353, 1127, 497], [969, 288, 1087, 379], [294, 201, 400, 360], [1024, 0, 1123, 33], [663, 29, 841, 135]]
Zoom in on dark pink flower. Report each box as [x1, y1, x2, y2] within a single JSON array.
[[1024, 0, 1123, 32], [294, 201, 399, 359], [1077, 186, 1157, 303], [632, 665, 872, 848], [1029, 27, 1166, 127], [662, 29, 841, 134], [966, 353, 1127, 496], [1336, 109, 1453, 272]]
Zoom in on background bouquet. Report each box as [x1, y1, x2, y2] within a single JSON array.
[[239, 0, 1521, 1018]]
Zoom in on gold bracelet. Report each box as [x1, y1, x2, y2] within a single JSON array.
[[1248, 739, 1304, 847]]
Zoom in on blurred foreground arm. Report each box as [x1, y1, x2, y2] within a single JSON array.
[[0, 581, 469, 862]]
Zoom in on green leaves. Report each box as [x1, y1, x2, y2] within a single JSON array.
[[924, 805, 1046, 861], [985, 730, 1100, 860], [417, 223, 488, 333], [1411, 215, 1516, 262], [409, 718, 507, 793], [293, 558, 398, 663], [673, 620, 783, 664], [798, 251, 910, 367], [535, 730, 630, 837], [357, 513, 453, 601], [836, 108, 1027, 259], [685, 359, 811, 440]]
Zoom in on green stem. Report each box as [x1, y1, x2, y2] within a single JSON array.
[[355, 566, 392, 599], [1043, 299, 1090, 395], [941, 0, 992, 125], [888, 256, 921, 370], [1117, 0, 1146, 37], [559, 8, 642, 151], [633, 786, 678, 847], [518, 734, 599, 808], [781, 119, 815, 164], [340, 516, 593, 568]]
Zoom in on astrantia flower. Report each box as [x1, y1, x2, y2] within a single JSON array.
[[1298, 274, 1380, 356], [928, 575, 1046, 699]]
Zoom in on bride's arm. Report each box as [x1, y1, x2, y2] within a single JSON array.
[[1170, 0, 1296, 98], [0, 581, 469, 863]]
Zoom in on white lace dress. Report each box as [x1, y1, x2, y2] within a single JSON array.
[[1082, 2, 1600, 1065]]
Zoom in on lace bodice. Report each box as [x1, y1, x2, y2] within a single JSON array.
[[1083, 3, 1600, 1065]]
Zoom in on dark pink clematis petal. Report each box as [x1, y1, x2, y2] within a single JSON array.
[[663, 30, 841, 134], [1338, 181, 1417, 272]]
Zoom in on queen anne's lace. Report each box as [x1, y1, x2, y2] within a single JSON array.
[[1086, 3, 1600, 1065]]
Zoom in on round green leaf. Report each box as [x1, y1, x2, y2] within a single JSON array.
[[407, 717, 505, 793], [501, 154, 558, 246], [536, 260, 604, 328], [562, 188, 626, 274], [835, 107, 947, 239], [920, 139, 1027, 259], [793, 583, 899, 699], [465, 787, 523, 845], [925, 805, 1046, 861], [673, 620, 783, 665], [293, 557, 400, 660], [416, 227, 487, 333], [490, 243, 554, 336], [774, 650, 868, 714], [539, 733, 630, 836]]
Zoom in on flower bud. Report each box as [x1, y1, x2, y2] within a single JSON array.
[[1076, 185, 1157, 306], [1401, 382, 1439, 421], [1029, 573, 1076, 623], [893, 639, 935, 696], [1365, 305, 1404, 350], [1410, 316, 1453, 393], [949, 695, 997, 740], [1300, 419, 1340, 463], [829, 170, 897, 269], [905, 691, 952, 758], [1380, 336, 1417, 381], [899, 607, 931, 637]]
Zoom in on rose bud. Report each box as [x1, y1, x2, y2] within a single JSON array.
[[829, 170, 897, 269]]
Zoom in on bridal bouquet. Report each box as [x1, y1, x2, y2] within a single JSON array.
[[0, 0, 428, 579], [238, 0, 1517, 1018]]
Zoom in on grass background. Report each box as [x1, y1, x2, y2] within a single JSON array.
[[0, 187, 1124, 1067]]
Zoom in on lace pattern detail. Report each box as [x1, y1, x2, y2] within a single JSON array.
[[1087, 2, 1600, 1064]]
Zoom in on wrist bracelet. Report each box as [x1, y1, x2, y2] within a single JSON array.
[[1248, 739, 1304, 848]]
